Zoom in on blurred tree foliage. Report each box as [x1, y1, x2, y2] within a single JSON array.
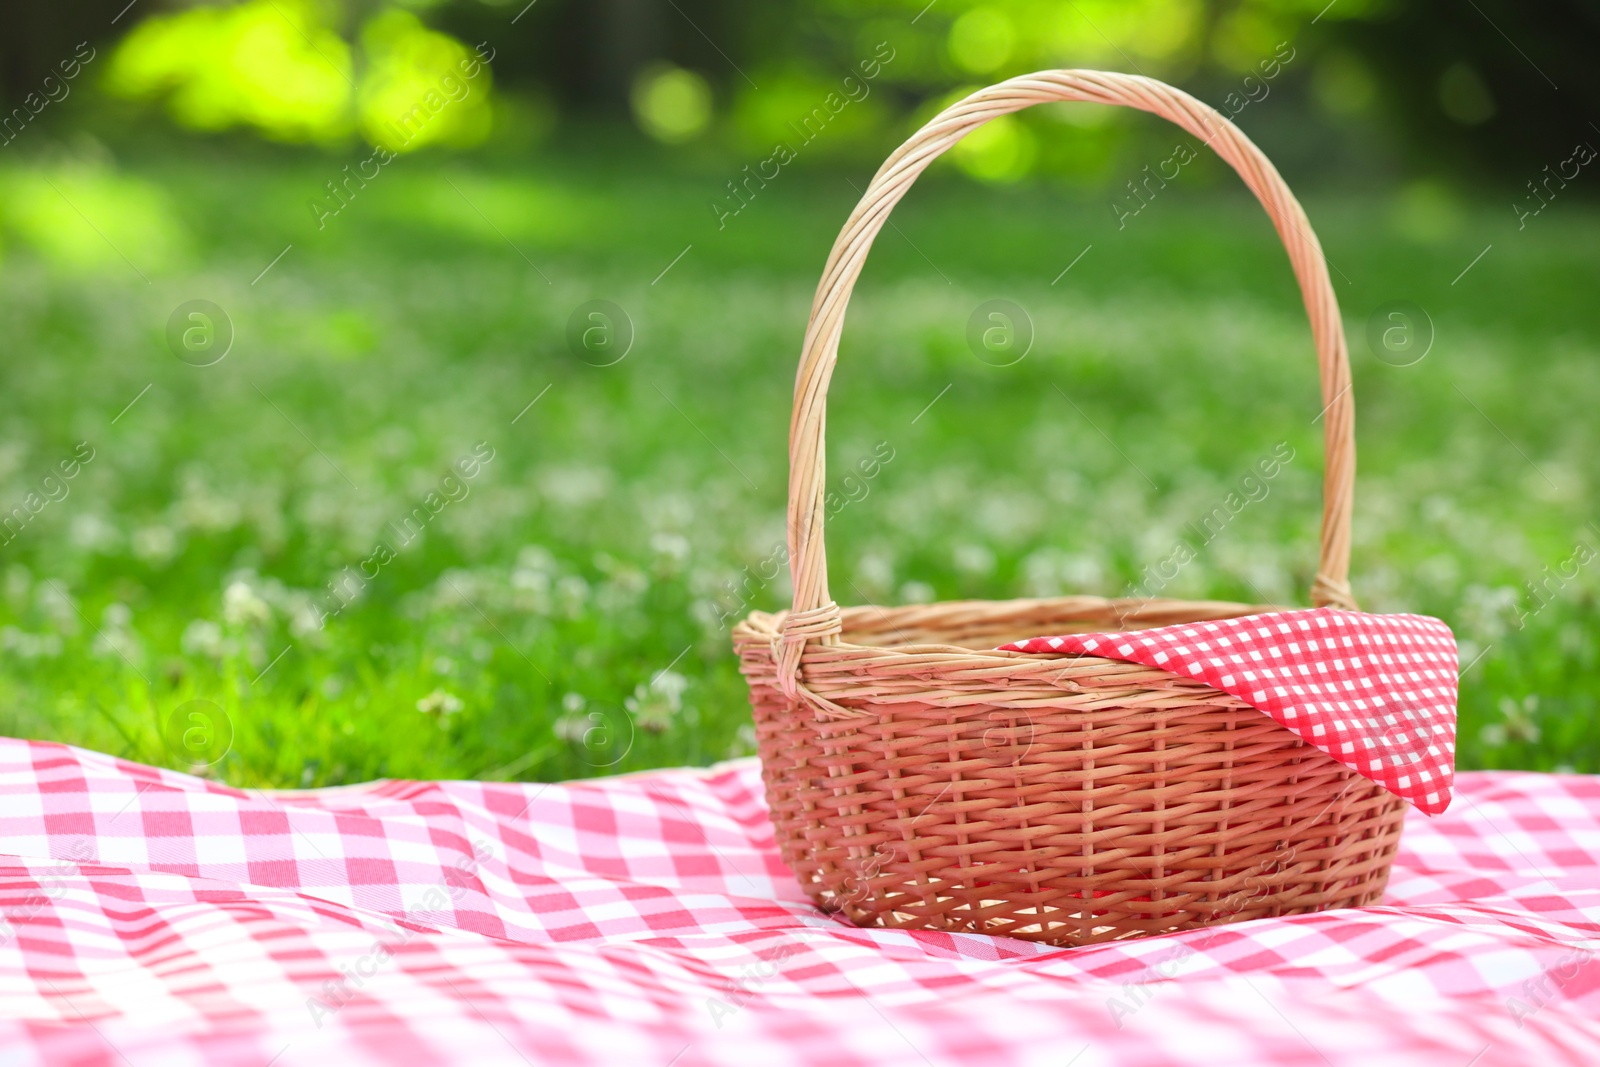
[[2, 0, 1598, 184]]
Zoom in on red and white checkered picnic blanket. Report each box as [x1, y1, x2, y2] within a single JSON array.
[[1001, 609, 1460, 814], [1, 736, 1596, 1066]]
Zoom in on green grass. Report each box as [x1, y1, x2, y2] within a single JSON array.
[[0, 138, 1596, 787]]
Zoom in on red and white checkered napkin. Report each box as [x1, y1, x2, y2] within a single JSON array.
[[1000, 608, 1459, 814]]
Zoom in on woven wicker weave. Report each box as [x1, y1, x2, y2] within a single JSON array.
[[731, 70, 1406, 947]]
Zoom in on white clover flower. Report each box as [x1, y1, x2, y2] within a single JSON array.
[[727, 722, 758, 759], [552, 713, 592, 745], [596, 563, 647, 613], [5, 564, 31, 608], [1496, 695, 1540, 744], [641, 491, 695, 531], [69, 513, 121, 553], [626, 670, 688, 733], [222, 581, 272, 628], [180, 619, 227, 659], [1059, 553, 1105, 593], [91, 627, 142, 665], [416, 689, 464, 719], [953, 544, 995, 577], [1019, 549, 1063, 598], [510, 566, 552, 614], [177, 471, 243, 531], [131, 525, 179, 565], [288, 598, 327, 640], [0, 627, 62, 660], [431, 569, 480, 609], [555, 575, 589, 618], [539, 466, 611, 507], [517, 545, 557, 573], [1458, 584, 1521, 643], [690, 598, 725, 634], [650, 532, 691, 568], [854, 552, 894, 598], [36, 583, 79, 636]]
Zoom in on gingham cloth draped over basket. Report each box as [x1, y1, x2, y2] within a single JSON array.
[[1000, 608, 1460, 815], [733, 69, 1447, 946], [0, 738, 1597, 1066]]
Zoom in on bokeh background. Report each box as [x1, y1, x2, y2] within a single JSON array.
[[1, 0, 1596, 787]]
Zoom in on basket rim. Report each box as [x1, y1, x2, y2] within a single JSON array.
[[734, 593, 1288, 666]]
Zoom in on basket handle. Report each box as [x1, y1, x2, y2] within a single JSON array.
[[777, 70, 1357, 699]]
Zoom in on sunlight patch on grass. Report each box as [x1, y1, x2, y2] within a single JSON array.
[[0, 163, 190, 273]]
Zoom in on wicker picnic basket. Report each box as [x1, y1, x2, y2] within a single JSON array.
[[732, 70, 1407, 947]]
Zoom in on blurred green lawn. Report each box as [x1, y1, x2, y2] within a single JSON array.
[[0, 142, 1596, 787]]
